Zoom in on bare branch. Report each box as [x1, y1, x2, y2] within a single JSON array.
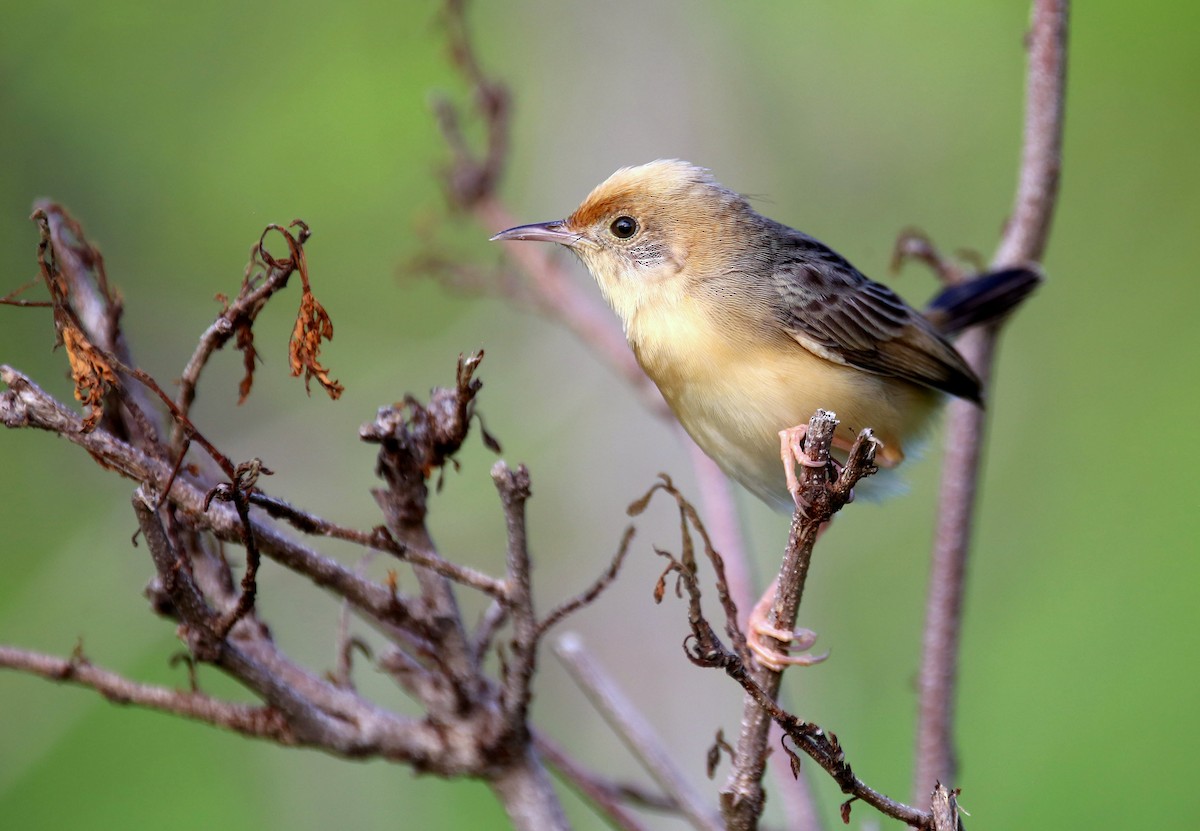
[[537, 524, 635, 638], [555, 633, 725, 831], [433, 0, 510, 209], [364, 351, 494, 694], [247, 491, 508, 599], [489, 746, 570, 831], [174, 222, 315, 450], [0, 278, 52, 307], [0, 645, 298, 744], [630, 431, 938, 829], [721, 414, 843, 830], [0, 366, 417, 630], [536, 730, 676, 828], [914, 0, 1067, 800]]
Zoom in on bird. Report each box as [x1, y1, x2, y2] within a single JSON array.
[[492, 159, 1038, 667]]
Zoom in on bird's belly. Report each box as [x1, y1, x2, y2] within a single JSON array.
[[640, 338, 941, 510]]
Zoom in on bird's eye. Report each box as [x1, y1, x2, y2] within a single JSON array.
[[609, 216, 638, 239]]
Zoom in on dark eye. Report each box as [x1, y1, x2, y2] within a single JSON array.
[[609, 216, 638, 239]]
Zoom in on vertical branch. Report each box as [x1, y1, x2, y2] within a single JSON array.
[[493, 462, 538, 729], [913, 0, 1067, 801], [721, 412, 847, 831], [721, 508, 820, 830]]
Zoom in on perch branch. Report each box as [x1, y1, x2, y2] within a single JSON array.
[[634, 457, 950, 829]]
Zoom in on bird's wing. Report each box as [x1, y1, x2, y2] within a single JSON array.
[[767, 234, 982, 403]]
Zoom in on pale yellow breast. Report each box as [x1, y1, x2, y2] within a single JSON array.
[[627, 294, 940, 509]]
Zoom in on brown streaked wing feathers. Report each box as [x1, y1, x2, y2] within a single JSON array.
[[770, 255, 982, 403]]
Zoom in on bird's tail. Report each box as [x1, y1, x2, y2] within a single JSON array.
[[923, 265, 1043, 337]]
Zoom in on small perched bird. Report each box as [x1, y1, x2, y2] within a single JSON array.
[[493, 160, 1036, 507], [493, 160, 1037, 667]]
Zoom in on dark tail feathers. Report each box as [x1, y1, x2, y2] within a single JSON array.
[[924, 266, 1043, 337]]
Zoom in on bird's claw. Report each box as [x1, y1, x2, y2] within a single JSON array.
[[747, 581, 830, 672], [779, 426, 827, 512], [748, 619, 830, 672]]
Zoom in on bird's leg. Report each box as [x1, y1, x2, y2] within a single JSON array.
[[779, 426, 826, 514], [747, 575, 830, 671], [754, 425, 854, 672], [779, 425, 860, 510]]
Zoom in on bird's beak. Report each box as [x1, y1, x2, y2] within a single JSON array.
[[490, 220, 579, 246]]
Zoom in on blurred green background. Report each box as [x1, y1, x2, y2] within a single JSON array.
[[2, 1, 1196, 829]]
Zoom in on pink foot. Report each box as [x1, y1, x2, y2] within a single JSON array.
[[747, 578, 830, 672]]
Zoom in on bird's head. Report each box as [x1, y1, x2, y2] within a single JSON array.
[[492, 160, 757, 328]]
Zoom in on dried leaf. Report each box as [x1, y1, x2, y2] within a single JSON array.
[[31, 208, 118, 431], [653, 570, 667, 604], [235, 319, 259, 404], [62, 322, 117, 431], [289, 284, 343, 399]]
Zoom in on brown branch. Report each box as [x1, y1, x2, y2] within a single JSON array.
[[207, 459, 270, 637], [536, 524, 635, 638], [364, 351, 494, 695], [434, 0, 510, 210], [0, 645, 298, 744], [0, 366, 420, 633], [132, 488, 391, 753], [554, 634, 724, 831], [247, 491, 508, 599], [493, 461, 538, 732], [31, 201, 163, 446], [913, 0, 1067, 801], [174, 222, 314, 451], [536, 730, 677, 826], [0, 279, 52, 307], [721, 414, 844, 830], [471, 599, 509, 664], [635, 453, 946, 829], [489, 746, 570, 831]]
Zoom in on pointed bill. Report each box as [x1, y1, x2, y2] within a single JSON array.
[[490, 220, 579, 246]]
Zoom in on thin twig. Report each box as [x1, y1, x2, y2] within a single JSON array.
[[554, 633, 725, 831], [173, 226, 310, 451], [0, 366, 418, 630], [0, 279, 52, 307], [535, 731, 662, 831], [494, 461, 538, 731], [637, 463, 938, 829], [0, 645, 297, 743], [683, 438, 754, 623], [913, 0, 1067, 801], [247, 491, 508, 598], [332, 551, 377, 689], [471, 599, 509, 664], [719, 413, 865, 830], [536, 524, 635, 638]]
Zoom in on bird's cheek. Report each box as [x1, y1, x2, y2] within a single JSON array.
[[634, 242, 685, 277]]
